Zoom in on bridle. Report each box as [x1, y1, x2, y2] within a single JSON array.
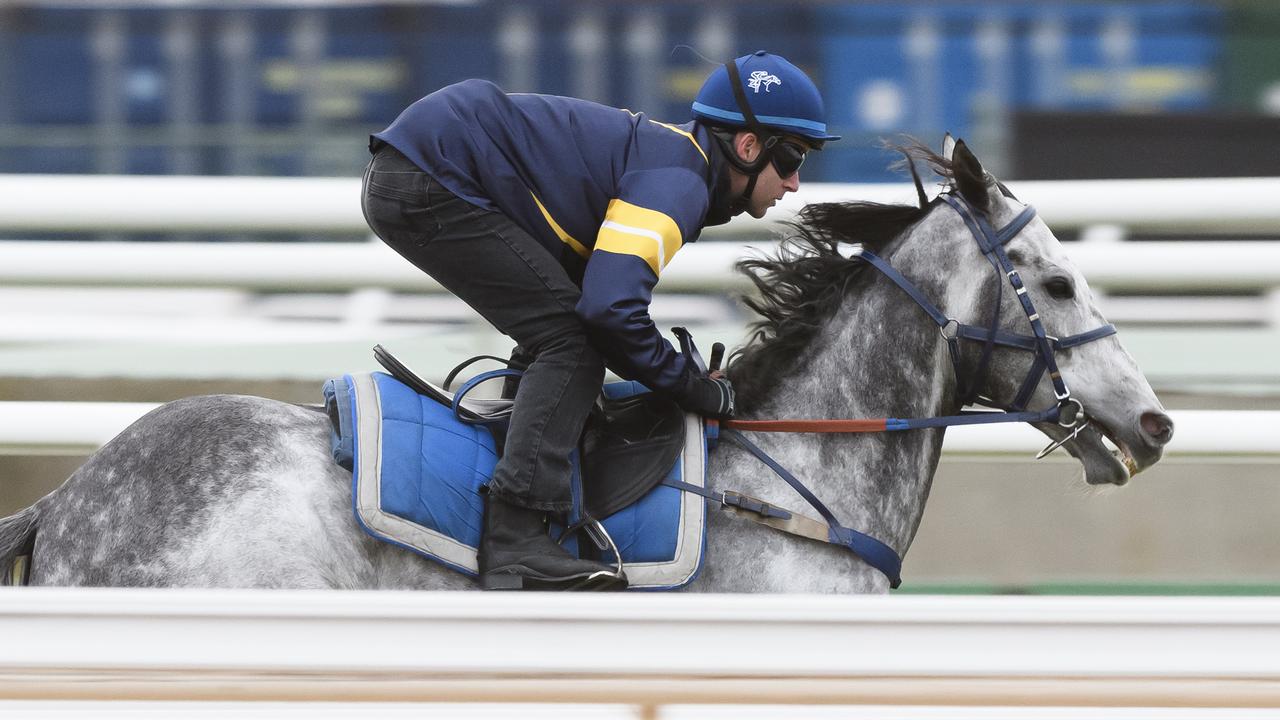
[[861, 190, 1116, 448], [692, 187, 1120, 588], [725, 188, 1117, 453]]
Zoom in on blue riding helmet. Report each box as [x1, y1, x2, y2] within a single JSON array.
[[691, 51, 840, 143]]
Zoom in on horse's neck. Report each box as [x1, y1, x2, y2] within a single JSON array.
[[730, 266, 956, 563]]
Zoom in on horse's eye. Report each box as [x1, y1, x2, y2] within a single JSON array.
[[1044, 276, 1075, 300]]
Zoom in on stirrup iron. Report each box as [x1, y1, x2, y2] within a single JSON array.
[[556, 517, 625, 579], [582, 518, 625, 578]]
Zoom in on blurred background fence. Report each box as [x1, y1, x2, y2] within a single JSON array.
[[2, 0, 1280, 596]]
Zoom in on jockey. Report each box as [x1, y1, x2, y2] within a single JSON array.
[[362, 51, 838, 591]]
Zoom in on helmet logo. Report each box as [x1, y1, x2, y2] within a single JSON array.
[[746, 70, 781, 93]]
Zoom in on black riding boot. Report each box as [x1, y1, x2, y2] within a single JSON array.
[[478, 494, 627, 591]]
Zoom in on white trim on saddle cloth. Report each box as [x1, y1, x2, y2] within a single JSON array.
[[352, 372, 481, 574], [342, 371, 708, 590]]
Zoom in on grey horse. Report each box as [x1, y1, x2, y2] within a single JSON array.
[[0, 139, 1172, 593]]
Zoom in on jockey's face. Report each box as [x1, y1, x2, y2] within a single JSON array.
[[729, 132, 808, 219]]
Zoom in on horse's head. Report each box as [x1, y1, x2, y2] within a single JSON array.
[[732, 136, 1172, 485], [901, 136, 1173, 485]]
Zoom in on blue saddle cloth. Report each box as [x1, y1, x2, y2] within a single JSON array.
[[323, 372, 708, 590]]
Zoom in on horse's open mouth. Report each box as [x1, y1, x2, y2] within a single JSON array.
[[1066, 420, 1139, 485], [1098, 422, 1140, 478]]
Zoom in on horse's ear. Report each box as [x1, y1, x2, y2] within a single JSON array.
[[951, 138, 989, 209], [941, 133, 956, 162]]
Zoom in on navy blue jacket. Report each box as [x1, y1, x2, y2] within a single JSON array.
[[373, 79, 730, 391]]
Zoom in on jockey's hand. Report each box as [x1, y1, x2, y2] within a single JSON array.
[[671, 368, 735, 419]]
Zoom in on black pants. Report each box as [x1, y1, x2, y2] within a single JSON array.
[[361, 145, 604, 513]]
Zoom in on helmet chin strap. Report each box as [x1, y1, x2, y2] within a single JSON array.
[[733, 173, 759, 214], [722, 60, 777, 212], [714, 129, 765, 212]]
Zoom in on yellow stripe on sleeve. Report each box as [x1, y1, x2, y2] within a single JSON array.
[[530, 191, 590, 259], [594, 199, 684, 277]]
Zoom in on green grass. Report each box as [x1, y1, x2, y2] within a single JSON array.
[[894, 582, 1280, 596]]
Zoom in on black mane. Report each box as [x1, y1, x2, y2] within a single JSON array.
[[726, 140, 958, 410]]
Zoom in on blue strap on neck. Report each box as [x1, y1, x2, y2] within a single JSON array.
[[856, 250, 948, 327]]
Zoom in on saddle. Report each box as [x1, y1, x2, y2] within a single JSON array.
[[323, 346, 709, 589], [371, 344, 686, 519]]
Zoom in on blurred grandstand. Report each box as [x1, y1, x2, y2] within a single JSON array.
[[0, 0, 1277, 184]]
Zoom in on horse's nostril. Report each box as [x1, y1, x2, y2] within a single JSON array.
[[1140, 411, 1174, 446]]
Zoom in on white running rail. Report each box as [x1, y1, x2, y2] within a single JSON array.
[[1, 589, 1279, 709], [3, 175, 1280, 234], [0, 403, 1272, 460], [1, 703, 1275, 719], [4, 239, 1280, 293]]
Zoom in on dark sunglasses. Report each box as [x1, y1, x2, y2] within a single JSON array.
[[769, 140, 807, 178]]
